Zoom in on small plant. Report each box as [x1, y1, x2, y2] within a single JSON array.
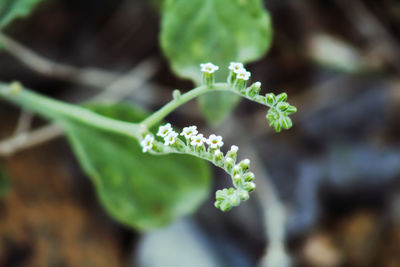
[[138, 62, 296, 211], [0, 62, 296, 212], [0, 0, 296, 230]]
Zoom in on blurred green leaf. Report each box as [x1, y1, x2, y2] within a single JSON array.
[[0, 0, 45, 29], [161, 0, 273, 124], [0, 166, 10, 198], [63, 103, 211, 231]]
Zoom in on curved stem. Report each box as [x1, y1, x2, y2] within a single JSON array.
[[141, 82, 266, 128], [0, 81, 270, 141], [0, 82, 139, 139]]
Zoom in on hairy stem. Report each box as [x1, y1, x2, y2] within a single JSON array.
[[0, 82, 139, 138]]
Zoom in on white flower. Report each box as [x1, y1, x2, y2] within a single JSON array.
[[190, 134, 206, 147], [141, 134, 154, 153], [206, 134, 224, 149], [230, 145, 239, 153], [236, 68, 251, 81], [229, 62, 244, 73], [164, 131, 178, 146], [200, 63, 219, 74], [180, 126, 198, 139], [157, 123, 173, 137]]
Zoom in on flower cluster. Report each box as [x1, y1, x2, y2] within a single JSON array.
[[200, 62, 297, 132], [140, 124, 256, 212]]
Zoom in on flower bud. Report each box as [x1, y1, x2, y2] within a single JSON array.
[[239, 159, 250, 171], [231, 194, 241, 207], [213, 149, 224, 166], [247, 82, 261, 97], [224, 157, 235, 173], [276, 102, 289, 112], [202, 72, 215, 87], [233, 165, 242, 176], [265, 93, 276, 106], [233, 174, 242, 186], [286, 105, 297, 114], [220, 201, 233, 212], [276, 92, 288, 102], [233, 78, 247, 92], [243, 182, 256, 192], [226, 145, 238, 162], [281, 116, 293, 130], [172, 89, 181, 100], [243, 172, 255, 182], [237, 190, 249, 201]]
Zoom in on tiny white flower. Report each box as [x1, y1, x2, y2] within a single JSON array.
[[164, 131, 178, 146], [190, 134, 206, 147], [207, 134, 224, 149], [157, 123, 173, 137], [225, 157, 233, 163], [141, 134, 154, 153], [180, 126, 198, 139], [230, 145, 239, 153], [229, 62, 244, 73], [200, 63, 219, 74], [236, 68, 251, 81]]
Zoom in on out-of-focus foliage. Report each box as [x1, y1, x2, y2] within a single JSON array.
[[0, 0, 45, 29], [0, 166, 10, 198], [64, 103, 211, 231], [161, 0, 273, 123]]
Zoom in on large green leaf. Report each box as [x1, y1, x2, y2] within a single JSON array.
[[161, 0, 273, 123], [63, 104, 211, 231], [0, 0, 45, 29]]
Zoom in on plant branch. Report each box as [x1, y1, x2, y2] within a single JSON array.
[[0, 58, 159, 156], [141, 82, 271, 128], [0, 32, 119, 87]]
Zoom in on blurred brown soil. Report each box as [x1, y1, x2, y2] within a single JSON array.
[[0, 115, 125, 267]]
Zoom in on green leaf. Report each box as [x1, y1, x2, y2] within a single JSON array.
[[161, 0, 272, 124], [0, 0, 45, 29], [62, 103, 211, 231]]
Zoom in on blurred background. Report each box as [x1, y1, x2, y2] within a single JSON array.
[[1, 0, 400, 266]]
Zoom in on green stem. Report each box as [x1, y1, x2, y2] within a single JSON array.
[[0, 82, 139, 138], [142, 83, 243, 128], [0, 81, 268, 139]]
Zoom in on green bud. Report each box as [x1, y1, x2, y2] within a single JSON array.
[[274, 121, 283, 132], [213, 150, 224, 166], [276, 102, 289, 112], [215, 189, 226, 201], [202, 72, 215, 87], [172, 89, 181, 100], [220, 202, 233, 212], [281, 116, 293, 130], [239, 159, 250, 171], [227, 70, 237, 85], [233, 166, 242, 176], [276, 92, 288, 102], [286, 105, 297, 114], [233, 79, 246, 92], [226, 145, 238, 162], [233, 174, 242, 186], [237, 190, 249, 201], [243, 172, 255, 182], [243, 182, 256, 192], [231, 195, 241, 206], [265, 93, 276, 106], [247, 81, 261, 97], [224, 157, 235, 173]]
